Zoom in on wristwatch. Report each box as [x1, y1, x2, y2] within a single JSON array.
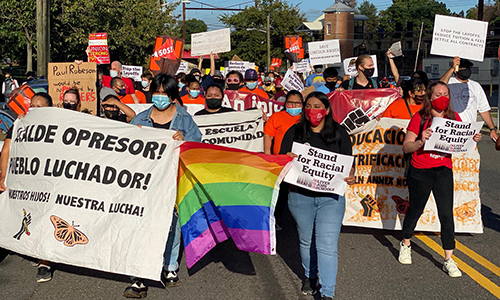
[[489, 126, 497, 131]]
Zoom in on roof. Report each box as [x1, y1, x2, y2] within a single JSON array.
[[354, 14, 369, 21], [323, 2, 356, 13], [297, 14, 324, 32]]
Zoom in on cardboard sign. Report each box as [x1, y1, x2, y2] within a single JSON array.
[[149, 36, 184, 76], [88, 33, 110, 64], [281, 69, 304, 92], [47, 62, 98, 115], [389, 41, 403, 58], [191, 28, 231, 57], [424, 117, 483, 154], [293, 60, 311, 73], [308, 40, 341, 65], [226, 61, 250, 73], [176, 61, 189, 75], [342, 55, 378, 78], [122, 65, 143, 82], [284, 143, 354, 195], [430, 15, 488, 62]]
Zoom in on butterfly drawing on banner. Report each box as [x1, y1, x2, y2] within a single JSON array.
[[392, 196, 410, 215], [50, 215, 89, 247]]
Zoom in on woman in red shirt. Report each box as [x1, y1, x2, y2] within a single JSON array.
[[399, 81, 481, 277]]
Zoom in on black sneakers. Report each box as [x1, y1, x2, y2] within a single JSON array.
[[36, 266, 52, 283], [160, 269, 179, 287], [123, 279, 148, 299], [301, 277, 318, 295]]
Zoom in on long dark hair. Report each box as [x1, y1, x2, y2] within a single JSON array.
[[294, 91, 340, 145], [150, 74, 181, 104], [418, 81, 456, 122]]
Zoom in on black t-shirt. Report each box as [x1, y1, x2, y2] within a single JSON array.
[[152, 121, 171, 129], [279, 123, 352, 197], [194, 107, 236, 116], [341, 78, 376, 90]]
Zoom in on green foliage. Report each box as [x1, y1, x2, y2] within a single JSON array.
[[219, 0, 305, 70], [177, 19, 208, 44], [357, 1, 378, 33]]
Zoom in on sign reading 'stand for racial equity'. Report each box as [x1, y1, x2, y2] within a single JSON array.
[[424, 117, 483, 154]]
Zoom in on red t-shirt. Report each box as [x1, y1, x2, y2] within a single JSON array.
[[103, 75, 136, 94], [407, 112, 461, 169], [263, 110, 301, 155]]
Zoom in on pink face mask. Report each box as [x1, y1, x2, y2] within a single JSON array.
[[305, 108, 327, 127], [431, 95, 450, 111]]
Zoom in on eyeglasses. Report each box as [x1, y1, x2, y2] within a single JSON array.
[[286, 101, 303, 107], [226, 78, 240, 84]]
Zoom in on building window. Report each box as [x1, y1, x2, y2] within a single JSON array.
[[327, 22, 331, 36]]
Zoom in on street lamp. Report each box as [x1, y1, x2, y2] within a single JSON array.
[[246, 15, 271, 72]]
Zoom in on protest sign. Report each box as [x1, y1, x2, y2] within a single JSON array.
[[194, 110, 263, 151], [293, 60, 311, 73], [47, 62, 98, 115], [191, 28, 231, 57], [343, 117, 482, 233], [430, 15, 488, 62], [223, 90, 284, 116], [343, 55, 378, 78], [122, 65, 143, 82], [424, 117, 483, 154], [284, 35, 304, 62], [284, 143, 353, 195], [150, 36, 184, 76], [308, 40, 341, 65], [0, 108, 181, 280], [88, 33, 110, 64], [281, 69, 304, 92], [176, 61, 189, 74], [226, 61, 250, 73], [389, 41, 403, 58]]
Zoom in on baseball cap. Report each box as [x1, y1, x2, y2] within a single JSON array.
[[244, 69, 258, 80], [459, 58, 474, 68]]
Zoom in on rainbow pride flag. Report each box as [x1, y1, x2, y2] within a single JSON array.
[[177, 142, 292, 268]]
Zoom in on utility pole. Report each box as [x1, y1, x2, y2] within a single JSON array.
[[267, 15, 270, 72], [183, 1, 186, 41], [36, 0, 50, 76], [478, 0, 484, 20]]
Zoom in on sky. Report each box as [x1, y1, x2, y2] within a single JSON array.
[[171, 0, 480, 31]]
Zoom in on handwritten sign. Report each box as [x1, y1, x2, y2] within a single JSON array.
[[122, 65, 143, 82], [424, 117, 483, 154], [47, 62, 98, 115], [389, 41, 403, 58], [88, 33, 110, 64], [281, 69, 304, 92], [176, 61, 188, 74], [293, 59, 311, 73], [284, 143, 354, 195], [226, 61, 250, 73], [308, 40, 341, 65], [191, 28, 231, 57], [342, 55, 378, 78], [430, 15, 488, 62]]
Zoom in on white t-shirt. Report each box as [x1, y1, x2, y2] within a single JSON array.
[[448, 77, 490, 123]]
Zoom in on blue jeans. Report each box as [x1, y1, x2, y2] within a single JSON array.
[[288, 191, 345, 298]]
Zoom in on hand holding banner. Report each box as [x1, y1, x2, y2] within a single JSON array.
[[423, 117, 483, 154]]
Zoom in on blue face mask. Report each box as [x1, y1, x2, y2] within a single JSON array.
[[141, 80, 149, 88], [110, 70, 119, 78], [246, 82, 257, 89], [117, 88, 126, 96], [152, 94, 170, 110], [178, 82, 185, 89], [189, 90, 200, 98], [286, 107, 302, 117]]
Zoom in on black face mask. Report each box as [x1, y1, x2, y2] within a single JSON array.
[[63, 102, 78, 110], [275, 87, 282, 91], [104, 110, 120, 119], [227, 83, 240, 90], [414, 95, 424, 104], [325, 81, 337, 90], [206, 98, 222, 110], [264, 82, 271, 86], [362, 68, 375, 78], [456, 68, 472, 80]]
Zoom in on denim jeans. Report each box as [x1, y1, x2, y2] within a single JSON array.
[[288, 191, 345, 298]]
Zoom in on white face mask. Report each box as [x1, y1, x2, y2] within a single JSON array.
[[110, 70, 119, 78]]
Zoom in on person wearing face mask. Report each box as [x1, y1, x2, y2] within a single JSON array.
[[212, 70, 225, 89], [279, 91, 355, 300], [102, 61, 137, 99], [239, 69, 270, 99], [135, 73, 152, 103], [340, 55, 378, 90], [181, 75, 205, 105], [101, 95, 136, 122], [111, 77, 137, 104], [124, 74, 200, 299], [399, 81, 482, 277], [225, 71, 244, 91], [305, 65, 325, 87], [262, 76, 276, 96], [382, 78, 425, 119], [61, 88, 81, 111], [440, 57, 498, 142], [314, 67, 340, 94], [194, 84, 235, 115]]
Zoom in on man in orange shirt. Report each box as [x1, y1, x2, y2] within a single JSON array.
[[111, 77, 136, 104], [180, 75, 205, 105], [239, 69, 269, 99], [382, 78, 425, 120]]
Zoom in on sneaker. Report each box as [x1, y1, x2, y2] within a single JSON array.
[[36, 266, 52, 283], [301, 278, 318, 295], [443, 258, 462, 277], [123, 279, 148, 298], [398, 241, 412, 264], [160, 269, 179, 287]]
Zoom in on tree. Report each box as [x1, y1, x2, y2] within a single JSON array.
[[178, 19, 208, 44], [219, 0, 305, 70], [357, 1, 378, 33]]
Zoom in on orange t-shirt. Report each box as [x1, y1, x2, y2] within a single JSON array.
[[382, 99, 422, 120], [119, 94, 135, 104], [135, 90, 147, 104], [263, 110, 301, 155], [239, 86, 270, 99], [181, 94, 205, 105]]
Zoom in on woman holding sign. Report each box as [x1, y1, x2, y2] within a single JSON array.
[[280, 92, 355, 300], [400, 81, 481, 277]]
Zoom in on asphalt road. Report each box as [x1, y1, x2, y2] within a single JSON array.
[[0, 138, 499, 300]]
